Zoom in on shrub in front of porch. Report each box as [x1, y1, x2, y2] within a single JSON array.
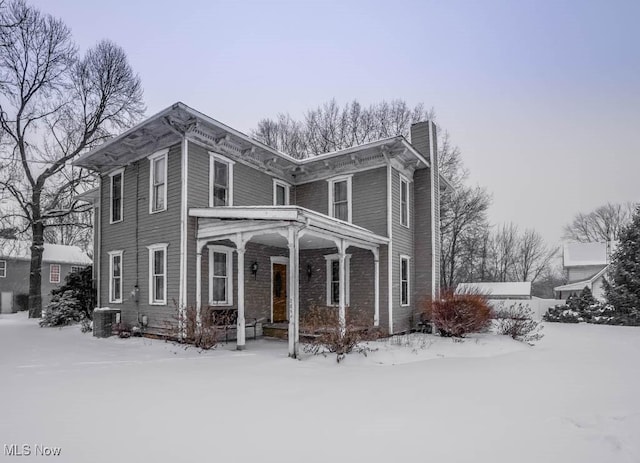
[[300, 306, 381, 362], [167, 305, 232, 349], [423, 290, 493, 338]]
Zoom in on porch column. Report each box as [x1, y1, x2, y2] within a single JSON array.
[[236, 242, 246, 350], [373, 248, 380, 327], [287, 227, 300, 358], [338, 239, 347, 335], [196, 244, 203, 327]]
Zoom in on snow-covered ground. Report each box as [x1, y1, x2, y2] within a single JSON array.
[[1, 313, 639, 463]]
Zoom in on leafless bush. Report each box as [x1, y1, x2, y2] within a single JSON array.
[[166, 305, 232, 350], [424, 290, 493, 337], [494, 303, 544, 345], [300, 306, 381, 362]]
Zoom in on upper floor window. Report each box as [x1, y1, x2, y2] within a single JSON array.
[[209, 153, 234, 207], [273, 180, 290, 206], [400, 175, 410, 227], [149, 149, 168, 213], [328, 175, 352, 222], [209, 245, 233, 305], [49, 264, 61, 284], [148, 243, 168, 305], [400, 255, 410, 306], [0, 260, 6, 278], [109, 168, 124, 223], [324, 253, 351, 306], [109, 250, 123, 303]]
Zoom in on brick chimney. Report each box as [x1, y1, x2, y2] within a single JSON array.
[[410, 120, 440, 299]]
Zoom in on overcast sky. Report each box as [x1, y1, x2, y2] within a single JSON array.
[[30, 0, 640, 245]]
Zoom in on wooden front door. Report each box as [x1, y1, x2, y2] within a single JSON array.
[[272, 263, 287, 322]]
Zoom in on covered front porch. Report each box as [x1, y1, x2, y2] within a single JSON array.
[[189, 206, 389, 358]]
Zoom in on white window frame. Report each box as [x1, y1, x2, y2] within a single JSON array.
[[273, 179, 291, 206], [147, 243, 168, 305], [109, 250, 124, 304], [400, 174, 410, 228], [400, 255, 410, 306], [148, 148, 169, 214], [0, 260, 5, 278], [324, 253, 351, 307], [327, 174, 353, 223], [209, 152, 235, 207], [109, 168, 124, 224], [70, 266, 84, 274], [208, 245, 234, 306], [49, 264, 61, 284]]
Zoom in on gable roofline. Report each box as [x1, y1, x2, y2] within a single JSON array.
[[74, 103, 452, 189], [554, 265, 609, 292], [0, 239, 92, 265]]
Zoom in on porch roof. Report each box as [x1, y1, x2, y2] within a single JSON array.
[[189, 206, 389, 249]]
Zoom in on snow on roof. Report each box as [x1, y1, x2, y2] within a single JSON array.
[[0, 240, 91, 265], [563, 242, 609, 267], [455, 282, 532, 297]]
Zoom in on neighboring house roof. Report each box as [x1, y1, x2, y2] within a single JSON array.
[[0, 240, 92, 265], [563, 242, 609, 267], [554, 265, 608, 293], [455, 282, 532, 298]]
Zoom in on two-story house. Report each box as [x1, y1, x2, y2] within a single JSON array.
[[75, 102, 445, 357], [554, 242, 612, 301]]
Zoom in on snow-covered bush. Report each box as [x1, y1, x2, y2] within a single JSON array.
[[49, 266, 95, 320], [543, 288, 621, 324], [300, 306, 380, 362], [424, 290, 493, 338], [495, 303, 543, 345], [39, 291, 84, 327]]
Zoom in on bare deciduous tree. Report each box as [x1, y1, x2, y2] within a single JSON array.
[[0, 1, 144, 317], [252, 99, 435, 158], [563, 202, 636, 243]]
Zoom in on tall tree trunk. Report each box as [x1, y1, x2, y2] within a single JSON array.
[[28, 197, 44, 318]]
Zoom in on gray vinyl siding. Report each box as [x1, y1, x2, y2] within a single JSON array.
[[0, 259, 85, 311], [233, 162, 274, 206], [99, 142, 182, 331], [294, 181, 328, 215], [295, 167, 388, 237], [391, 167, 415, 332], [352, 167, 387, 236], [414, 167, 434, 305]]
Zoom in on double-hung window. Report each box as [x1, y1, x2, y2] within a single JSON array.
[[273, 179, 290, 206], [325, 253, 351, 306], [109, 251, 123, 303], [148, 244, 168, 305], [71, 266, 84, 274], [49, 264, 60, 284], [400, 175, 410, 227], [209, 246, 233, 305], [0, 260, 5, 278], [328, 175, 352, 222], [149, 149, 168, 213], [209, 153, 234, 207], [110, 169, 124, 223], [400, 255, 410, 306]]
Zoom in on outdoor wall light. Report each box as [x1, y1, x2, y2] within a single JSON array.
[[251, 261, 259, 279], [306, 264, 313, 281]]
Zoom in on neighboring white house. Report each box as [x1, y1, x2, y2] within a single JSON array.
[[553, 242, 612, 301], [456, 282, 532, 300]]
